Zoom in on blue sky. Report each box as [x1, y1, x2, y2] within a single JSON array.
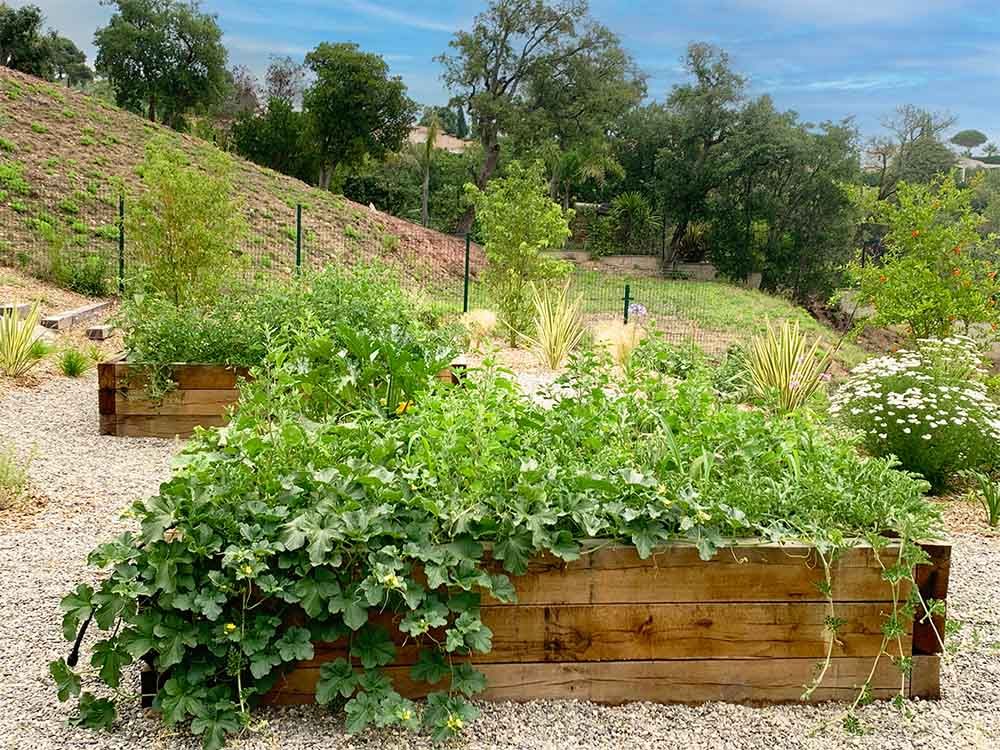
[[17, 0, 1000, 141]]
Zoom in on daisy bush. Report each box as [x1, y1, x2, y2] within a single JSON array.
[[830, 336, 1000, 489]]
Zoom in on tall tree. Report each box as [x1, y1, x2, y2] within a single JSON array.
[[950, 129, 988, 154], [657, 43, 746, 261], [866, 105, 956, 200], [412, 114, 440, 227], [264, 55, 306, 106], [303, 42, 417, 190], [0, 3, 54, 78], [439, 0, 629, 234], [230, 98, 315, 183], [94, 0, 228, 127], [47, 33, 93, 87]]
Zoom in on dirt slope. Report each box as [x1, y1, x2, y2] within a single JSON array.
[[0, 67, 480, 292]]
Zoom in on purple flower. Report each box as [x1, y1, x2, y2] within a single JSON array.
[[819, 373, 832, 383], [628, 303, 648, 318]]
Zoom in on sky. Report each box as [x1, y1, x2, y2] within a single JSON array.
[[13, 0, 1000, 142]]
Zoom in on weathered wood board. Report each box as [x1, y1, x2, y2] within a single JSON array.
[[41, 300, 112, 330], [97, 356, 247, 438], [263, 541, 949, 706]]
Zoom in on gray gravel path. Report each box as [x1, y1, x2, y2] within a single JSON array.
[[1, 375, 998, 750]]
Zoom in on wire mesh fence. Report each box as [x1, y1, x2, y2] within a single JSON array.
[[2, 187, 732, 354]]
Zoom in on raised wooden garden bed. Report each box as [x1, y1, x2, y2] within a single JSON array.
[[264, 540, 950, 706], [98, 355, 249, 439], [99, 356, 467, 439]]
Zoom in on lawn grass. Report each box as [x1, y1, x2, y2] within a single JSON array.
[[454, 268, 867, 366]]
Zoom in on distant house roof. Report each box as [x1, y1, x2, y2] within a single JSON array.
[[408, 126, 473, 154], [957, 156, 1000, 170]]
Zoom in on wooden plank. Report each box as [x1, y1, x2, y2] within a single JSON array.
[[106, 414, 229, 439], [913, 543, 951, 656], [98, 388, 117, 416], [0, 303, 31, 320], [909, 655, 940, 699], [41, 300, 112, 330], [114, 388, 239, 416], [86, 324, 114, 341], [266, 657, 906, 706], [97, 359, 120, 390], [114, 364, 246, 390], [303, 602, 905, 667], [491, 544, 906, 605]]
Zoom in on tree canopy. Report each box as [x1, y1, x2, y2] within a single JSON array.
[[951, 129, 989, 152], [303, 42, 417, 190], [94, 0, 229, 127], [0, 4, 92, 84]]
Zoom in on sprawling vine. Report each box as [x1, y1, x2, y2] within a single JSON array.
[[52, 343, 944, 748]]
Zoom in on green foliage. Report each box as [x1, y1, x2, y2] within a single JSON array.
[[521, 282, 585, 369], [0, 303, 43, 378], [610, 192, 661, 251], [118, 264, 452, 403], [629, 333, 706, 381], [832, 336, 1000, 490], [95, 0, 229, 128], [963, 469, 1000, 527], [59, 348, 92, 378], [127, 140, 245, 306], [303, 42, 418, 188], [30, 122, 48, 133], [55, 253, 110, 297], [950, 129, 988, 151], [230, 99, 316, 184], [850, 176, 1000, 339], [466, 161, 572, 344], [0, 442, 30, 511], [0, 136, 15, 152], [0, 161, 31, 195], [712, 344, 754, 402], [747, 320, 832, 412], [57, 343, 940, 747]]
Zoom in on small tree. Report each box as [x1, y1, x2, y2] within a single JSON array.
[[466, 161, 572, 344], [851, 175, 1000, 339], [951, 129, 989, 153], [127, 140, 246, 307]]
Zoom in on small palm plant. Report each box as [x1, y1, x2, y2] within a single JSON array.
[[747, 319, 832, 412], [522, 283, 585, 369], [0, 303, 44, 377]]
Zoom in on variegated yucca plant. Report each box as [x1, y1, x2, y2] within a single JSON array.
[[747, 319, 831, 412], [0, 303, 44, 378], [522, 282, 586, 369]]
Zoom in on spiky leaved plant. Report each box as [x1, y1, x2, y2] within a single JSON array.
[[747, 319, 831, 412], [0, 303, 44, 377], [522, 283, 585, 369]]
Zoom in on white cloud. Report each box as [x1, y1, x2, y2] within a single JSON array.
[[767, 72, 928, 92], [732, 0, 964, 25], [337, 0, 459, 33]]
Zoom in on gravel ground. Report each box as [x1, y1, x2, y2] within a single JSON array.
[[1, 375, 998, 750]]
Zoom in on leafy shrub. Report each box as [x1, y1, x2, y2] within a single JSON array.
[[713, 343, 754, 402], [466, 161, 572, 344], [0, 443, 29, 511], [850, 176, 1000, 338], [55, 350, 940, 747], [747, 320, 832, 412], [629, 333, 705, 380], [831, 337, 1000, 489], [0, 304, 43, 377], [59, 348, 92, 378], [585, 214, 617, 258], [522, 283, 585, 369], [119, 264, 451, 401], [126, 140, 246, 306], [55, 254, 110, 296]]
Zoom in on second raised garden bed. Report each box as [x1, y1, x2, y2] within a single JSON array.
[[99, 356, 467, 439], [263, 540, 950, 706]]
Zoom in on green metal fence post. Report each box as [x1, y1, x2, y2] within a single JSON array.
[[623, 283, 631, 325], [295, 203, 303, 273], [117, 194, 125, 293], [462, 233, 471, 313]]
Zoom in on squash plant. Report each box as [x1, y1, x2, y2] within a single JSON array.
[[53, 345, 944, 748]]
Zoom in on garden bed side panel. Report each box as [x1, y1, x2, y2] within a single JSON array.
[[98, 357, 246, 438], [265, 541, 949, 706]]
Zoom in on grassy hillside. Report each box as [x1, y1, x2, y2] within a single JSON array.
[[0, 67, 477, 297]]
